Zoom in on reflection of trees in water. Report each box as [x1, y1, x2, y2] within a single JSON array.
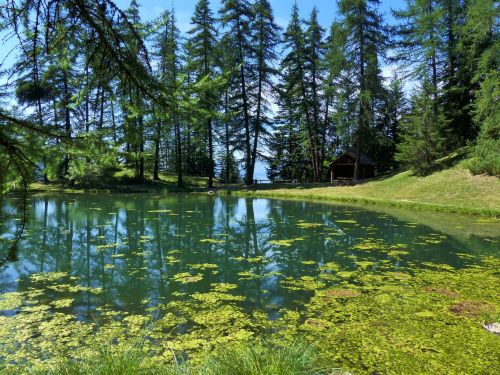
[[2, 195, 497, 319]]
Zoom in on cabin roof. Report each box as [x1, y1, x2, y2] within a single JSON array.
[[329, 149, 376, 167]]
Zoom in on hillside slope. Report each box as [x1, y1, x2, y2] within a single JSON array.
[[236, 155, 500, 216]]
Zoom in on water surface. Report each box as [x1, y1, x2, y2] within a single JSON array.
[[1, 194, 498, 320]]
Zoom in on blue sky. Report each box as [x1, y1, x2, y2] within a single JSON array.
[[115, 0, 406, 33]]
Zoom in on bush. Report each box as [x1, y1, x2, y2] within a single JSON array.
[[66, 134, 121, 188], [467, 138, 500, 177]]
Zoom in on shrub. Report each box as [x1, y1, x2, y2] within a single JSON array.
[[467, 139, 500, 177]]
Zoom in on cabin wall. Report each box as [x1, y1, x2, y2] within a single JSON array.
[[330, 164, 375, 180]]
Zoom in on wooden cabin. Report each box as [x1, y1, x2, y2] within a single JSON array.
[[329, 150, 375, 182]]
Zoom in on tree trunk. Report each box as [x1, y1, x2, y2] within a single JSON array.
[[225, 90, 230, 183], [208, 118, 214, 188], [235, 18, 252, 185], [62, 68, 71, 178], [251, 11, 265, 181], [354, 5, 366, 181], [174, 109, 183, 187], [298, 57, 319, 181], [153, 116, 161, 181], [138, 114, 145, 180]]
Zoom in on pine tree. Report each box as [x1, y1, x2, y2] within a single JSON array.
[[187, 0, 219, 188], [153, 10, 184, 186], [337, 0, 387, 179], [324, 21, 354, 155], [218, 151, 240, 183], [304, 7, 327, 178], [392, 0, 443, 103], [123, 0, 147, 180], [440, 0, 475, 145], [393, 0, 469, 167], [250, 0, 280, 182], [376, 73, 407, 170], [462, 0, 499, 176], [220, 0, 255, 185], [396, 81, 446, 172], [281, 3, 320, 181]]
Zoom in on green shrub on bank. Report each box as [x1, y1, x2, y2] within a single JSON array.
[[467, 138, 500, 177]]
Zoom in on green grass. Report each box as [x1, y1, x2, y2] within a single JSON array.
[[231, 151, 500, 216], [199, 340, 328, 375], [26, 340, 338, 375], [28, 169, 214, 194]]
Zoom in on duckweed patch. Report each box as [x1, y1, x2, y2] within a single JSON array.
[[268, 237, 304, 247], [171, 272, 204, 284], [0, 258, 498, 374], [199, 238, 225, 244], [296, 222, 323, 229]]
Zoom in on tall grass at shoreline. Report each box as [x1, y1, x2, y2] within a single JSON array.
[[26, 340, 342, 375]]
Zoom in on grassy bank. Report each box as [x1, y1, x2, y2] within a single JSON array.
[[229, 154, 500, 216], [28, 170, 212, 194], [30, 340, 341, 375]]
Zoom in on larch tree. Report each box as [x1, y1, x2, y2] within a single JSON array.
[[187, 0, 220, 188], [250, 0, 280, 182], [281, 3, 319, 181], [337, 0, 387, 180], [461, 0, 499, 176], [393, 0, 448, 169], [304, 7, 327, 178], [220, 0, 255, 185]]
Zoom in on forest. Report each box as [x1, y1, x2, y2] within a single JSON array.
[[0, 0, 498, 193]]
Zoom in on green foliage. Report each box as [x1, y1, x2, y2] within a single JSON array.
[[24, 340, 327, 375], [218, 152, 240, 183], [396, 82, 447, 174], [467, 138, 500, 177], [2, 0, 498, 188], [15, 80, 51, 104], [462, 0, 500, 176], [66, 133, 121, 188], [30, 344, 169, 375]]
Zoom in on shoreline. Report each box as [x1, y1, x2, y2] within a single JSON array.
[[224, 188, 500, 217], [18, 182, 500, 217]]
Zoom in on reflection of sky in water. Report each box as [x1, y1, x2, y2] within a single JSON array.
[[0, 194, 498, 321]]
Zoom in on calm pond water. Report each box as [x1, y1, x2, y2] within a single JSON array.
[[1, 194, 499, 320]]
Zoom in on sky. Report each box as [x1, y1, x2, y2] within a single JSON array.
[[115, 0, 406, 33]]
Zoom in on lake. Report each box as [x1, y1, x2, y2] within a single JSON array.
[[1, 194, 499, 373], [1, 194, 498, 318]]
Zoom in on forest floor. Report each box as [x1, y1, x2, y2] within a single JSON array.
[[229, 150, 500, 216]]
